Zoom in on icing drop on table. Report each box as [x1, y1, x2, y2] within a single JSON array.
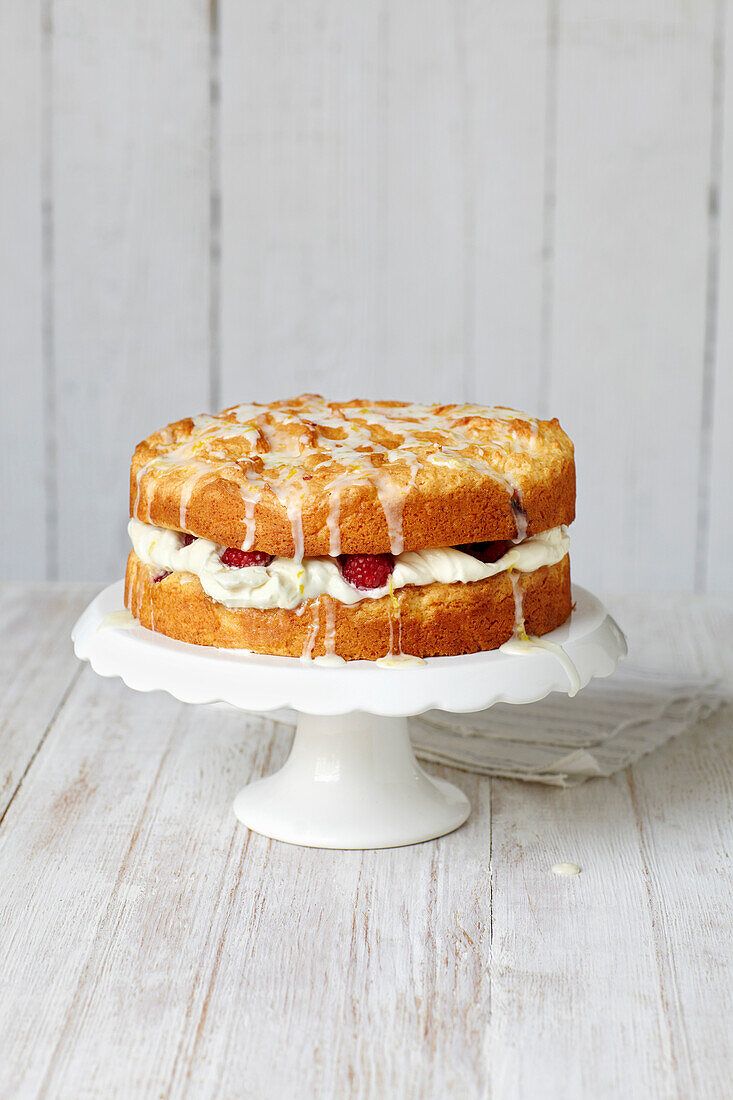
[[552, 862, 581, 876]]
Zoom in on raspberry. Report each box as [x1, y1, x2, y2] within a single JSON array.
[[153, 570, 171, 583], [220, 547, 273, 568], [339, 553, 394, 590], [180, 533, 195, 547], [457, 540, 512, 564]]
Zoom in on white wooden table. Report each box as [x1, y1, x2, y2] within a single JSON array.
[[1, 585, 731, 1099]]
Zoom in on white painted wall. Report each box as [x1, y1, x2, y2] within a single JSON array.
[[1, 0, 730, 590]]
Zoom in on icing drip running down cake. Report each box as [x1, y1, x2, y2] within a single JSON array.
[[125, 395, 575, 661]]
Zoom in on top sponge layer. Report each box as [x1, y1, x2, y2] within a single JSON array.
[[129, 394, 575, 558]]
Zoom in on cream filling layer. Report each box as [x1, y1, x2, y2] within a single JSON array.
[[128, 518, 569, 611]]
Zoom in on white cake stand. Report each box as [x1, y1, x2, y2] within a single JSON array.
[[72, 582, 626, 849]]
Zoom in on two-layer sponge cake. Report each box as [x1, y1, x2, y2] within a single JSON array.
[[125, 394, 575, 662]]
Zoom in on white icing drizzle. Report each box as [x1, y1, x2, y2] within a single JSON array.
[[287, 498, 305, 562], [375, 586, 425, 665], [323, 597, 338, 658], [512, 497, 528, 542], [386, 587, 397, 658], [499, 635, 581, 698], [327, 488, 342, 557], [372, 453, 421, 555], [508, 568, 525, 637], [313, 598, 347, 665], [301, 598, 321, 662], [179, 467, 209, 530], [242, 495, 258, 551], [98, 609, 137, 631], [375, 653, 426, 668], [500, 559, 580, 697], [133, 464, 148, 520]]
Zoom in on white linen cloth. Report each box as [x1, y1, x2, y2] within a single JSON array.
[[410, 665, 725, 787], [252, 665, 724, 788]]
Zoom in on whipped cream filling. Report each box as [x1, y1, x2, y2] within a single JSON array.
[[128, 519, 569, 612]]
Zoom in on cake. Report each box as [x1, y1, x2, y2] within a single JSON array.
[[125, 394, 575, 662]]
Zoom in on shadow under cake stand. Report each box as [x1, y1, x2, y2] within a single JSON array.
[[72, 582, 626, 850]]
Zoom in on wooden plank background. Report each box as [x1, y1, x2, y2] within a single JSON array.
[[1, 0, 730, 589]]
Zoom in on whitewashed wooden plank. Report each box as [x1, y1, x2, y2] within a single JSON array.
[[0, 1, 45, 580], [488, 592, 733, 1098], [0, 662, 493, 1098], [179, 772, 491, 1098], [548, 2, 717, 592], [0, 583, 93, 819], [220, 0, 474, 405], [52, 0, 211, 581], [624, 708, 733, 1100], [490, 773, 679, 1098], [706, 1, 733, 593], [0, 674, 260, 1096], [466, 1, 551, 410], [605, 591, 733, 683]]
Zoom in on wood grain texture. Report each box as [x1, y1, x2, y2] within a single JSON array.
[[0, 584, 731, 1098], [547, 0, 718, 593], [221, 0, 392, 403], [2, 3, 733, 586], [624, 713, 733, 1100], [51, 0, 212, 581], [220, 0, 552, 411], [707, 0, 733, 592], [0, 584, 93, 820], [0, 0, 45, 580], [462, 1, 551, 411]]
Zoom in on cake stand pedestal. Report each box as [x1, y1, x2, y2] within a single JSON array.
[[72, 583, 626, 849]]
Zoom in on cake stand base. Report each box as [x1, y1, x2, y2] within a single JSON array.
[[72, 581, 627, 851], [232, 712, 470, 849]]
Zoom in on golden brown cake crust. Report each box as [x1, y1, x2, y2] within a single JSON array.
[[125, 551, 572, 661], [129, 395, 575, 556]]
